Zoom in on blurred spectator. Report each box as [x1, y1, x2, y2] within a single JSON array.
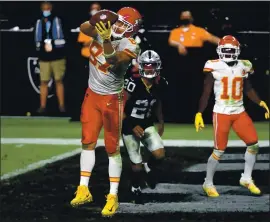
[[70, 2, 101, 122], [34, 1, 66, 114], [168, 10, 220, 55], [77, 2, 101, 58]]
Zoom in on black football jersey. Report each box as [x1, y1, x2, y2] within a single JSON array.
[[122, 75, 168, 135]]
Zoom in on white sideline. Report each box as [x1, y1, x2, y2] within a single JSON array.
[[0, 148, 81, 181], [183, 163, 269, 172], [1, 138, 269, 181], [1, 138, 270, 147], [0, 140, 104, 181]]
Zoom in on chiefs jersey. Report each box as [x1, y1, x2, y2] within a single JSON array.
[[88, 35, 140, 95], [122, 75, 168, 134], [204, 59, 254, 114]]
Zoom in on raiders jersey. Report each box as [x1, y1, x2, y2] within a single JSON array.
[[122, 75, 168, 135]]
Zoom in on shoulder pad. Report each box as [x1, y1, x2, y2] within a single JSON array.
[[203, 59, 222, 73], [240, 60, 254, 74]]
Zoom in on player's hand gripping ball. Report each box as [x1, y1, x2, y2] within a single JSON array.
[[95, 21, 112, 40]]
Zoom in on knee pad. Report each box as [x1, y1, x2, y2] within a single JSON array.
[[122, 135, 141, 164], [211, 149, 224, 161], [128, 148, 142, 164], [247, 143, 259, 154], [143, 126, 164, 153]]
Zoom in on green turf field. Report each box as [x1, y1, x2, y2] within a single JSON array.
[[2, 117, 269, 139], [1, 117, 269, 176]]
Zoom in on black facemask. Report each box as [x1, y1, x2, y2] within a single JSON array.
[[180, 19, 192, 26]]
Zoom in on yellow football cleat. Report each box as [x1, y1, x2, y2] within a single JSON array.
[[203, 183, 220, 197], [240, 179, 261, 195], [70, 185, 93, 207], [101, 194, 119, 217]]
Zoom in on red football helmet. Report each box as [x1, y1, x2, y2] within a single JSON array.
[[217, 35, 240, 62], [112, 7, 142, 39]]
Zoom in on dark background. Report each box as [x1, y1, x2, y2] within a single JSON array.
[[0, 1, 269, 123]]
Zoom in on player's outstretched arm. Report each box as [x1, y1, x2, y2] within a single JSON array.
[[244, 79, 269, 119], [155, 99, 164, 136], [195, 72, 214, 132], [80, 21, 97, 37]]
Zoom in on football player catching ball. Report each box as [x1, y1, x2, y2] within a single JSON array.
[[70, 7, 142, 217]]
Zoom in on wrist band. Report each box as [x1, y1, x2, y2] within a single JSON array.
[[103, 38, 111, 43], [104, 49, 116, 58]]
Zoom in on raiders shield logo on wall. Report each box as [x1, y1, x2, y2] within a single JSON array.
[[27, 57, 54, 98]]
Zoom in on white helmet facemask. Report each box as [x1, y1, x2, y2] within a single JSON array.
[[112, 15, 133, 39], [217, 43, 240, 62]]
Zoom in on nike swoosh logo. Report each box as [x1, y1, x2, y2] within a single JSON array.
[[107, 103, 112, 106], [108, 206, 114, 212]]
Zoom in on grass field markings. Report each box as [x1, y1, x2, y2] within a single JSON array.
[[1, 138, 270, 147], [0, 148, 80, 181], [183, 163, 269, 172], [143, 183, 241, 194], [142, 183, 269, 194], [15, 144, 24, 148], [222, 153, 269, 161], [118, 193, 270, 213], [0, 140, 106, 181], [1, 138, 269, 181]]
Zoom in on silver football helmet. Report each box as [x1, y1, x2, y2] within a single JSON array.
[[138, 50, 162, 78]]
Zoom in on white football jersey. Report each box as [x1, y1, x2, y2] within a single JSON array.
[[203, 59, 254, 114], [88, 35, 140, 95]]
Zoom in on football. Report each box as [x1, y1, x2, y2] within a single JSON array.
[[90, 9, 119, 27]]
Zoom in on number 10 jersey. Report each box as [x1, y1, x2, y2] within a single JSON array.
[[203, 59, 254, 115]]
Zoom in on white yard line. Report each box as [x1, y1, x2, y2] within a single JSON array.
[[0, 140, 104, 181], [0, 148, 81, 181], [118, 196, 269, 213], [222, 153, 269, 160], [117, 183, 269, 213], [1, 138, 269, 147], [118, 183, 269, 213], [1, 138, 269, 181], [142, 183, 240, 194], [183, 163, 269, 172]]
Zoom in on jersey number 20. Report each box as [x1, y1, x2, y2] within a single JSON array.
[[221, 77, 243, 100]]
